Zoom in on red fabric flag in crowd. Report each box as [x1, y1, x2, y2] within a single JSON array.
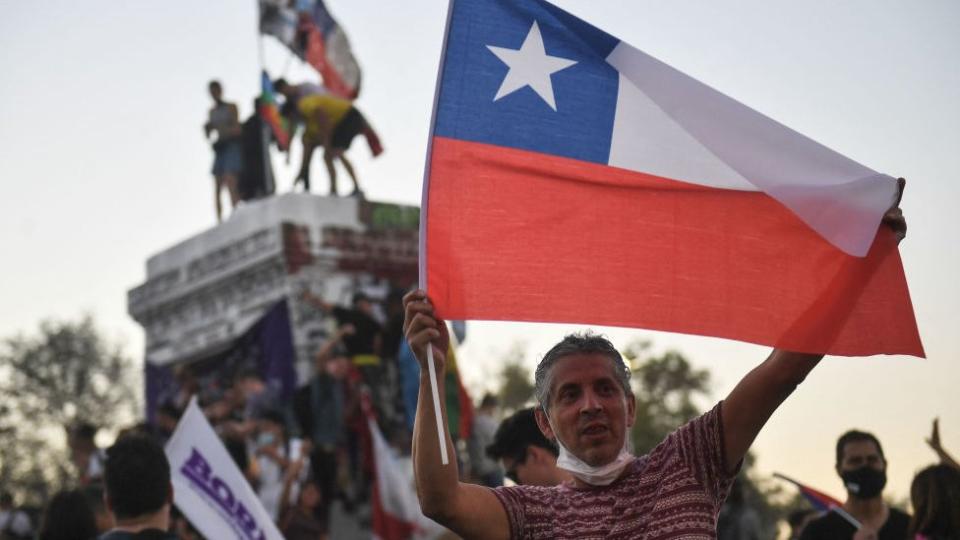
[[774, 473, 844, 513], [365, 394, 449, 540]]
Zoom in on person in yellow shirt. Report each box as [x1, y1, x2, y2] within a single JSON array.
[[276, 80, 383, 196]]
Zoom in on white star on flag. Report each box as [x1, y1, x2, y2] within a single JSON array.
[[486, 21, 577, 111]]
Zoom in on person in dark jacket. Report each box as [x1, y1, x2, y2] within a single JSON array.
[[99, 435, 176, 540]]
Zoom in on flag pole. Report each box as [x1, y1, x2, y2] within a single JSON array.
[[831, 507, 863, 530], [426, 346, 448, 465], [281, 49, 296, 78], [417, 0, 457, 467], [773, 473, 862, 530], [255, 0, 266, 72]]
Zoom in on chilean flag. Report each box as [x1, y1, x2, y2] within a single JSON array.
[[421, 0, 923, 357], [774, 473, 844, 513], [298, 0, 361, 99]]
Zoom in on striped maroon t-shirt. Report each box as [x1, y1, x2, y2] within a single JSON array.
[[492, 402, 737, 539]]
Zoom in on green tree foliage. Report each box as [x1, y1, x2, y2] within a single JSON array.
[[624, 340, 788, 537], [497, 344, 536, 414], [0, 316, 138, 504], [624, 340, 711, 454]]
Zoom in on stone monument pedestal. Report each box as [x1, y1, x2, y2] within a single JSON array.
[[127, 192, 419, 385]]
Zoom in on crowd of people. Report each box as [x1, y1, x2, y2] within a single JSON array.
[[2, 353, 959, 539], [203, 77, 383, 223], [0, 287, 465, 539], [1, 414, 958, 539], [2, 203, 957, 539]]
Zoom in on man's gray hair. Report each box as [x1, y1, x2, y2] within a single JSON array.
[[534, 332, 632, 411]]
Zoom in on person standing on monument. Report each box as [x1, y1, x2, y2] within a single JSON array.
[[203, 80, 242, 222], [276, 84, 382, 196]]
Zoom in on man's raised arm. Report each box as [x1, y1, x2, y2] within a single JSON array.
[[721, 182, 908, 474], [404, 290, 510, 539], [721, 350, 822, 474]]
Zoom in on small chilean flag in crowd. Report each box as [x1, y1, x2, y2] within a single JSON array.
[[364, 395, 450, 540], [774, 473, 844, 513], [420, 0, 923, 357]]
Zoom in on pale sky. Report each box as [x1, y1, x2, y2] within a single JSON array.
[[1, 0, 958, 503]]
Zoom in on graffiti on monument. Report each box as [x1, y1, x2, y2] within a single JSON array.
[[319, 201, 420, 287]]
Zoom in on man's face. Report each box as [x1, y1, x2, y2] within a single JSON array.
[[500, 446, 557, 487], [208, 84, 222, 101], [837, 439, 885, 475], [536, 354, 635, 467]]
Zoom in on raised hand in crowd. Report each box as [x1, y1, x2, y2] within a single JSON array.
[[403, 291, 449, 371], [926, 418, 960, 470]]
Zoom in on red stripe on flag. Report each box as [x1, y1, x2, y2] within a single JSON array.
[[371, 482, 417, 540], [300, 17, 358, 100], [425, 137, 923, 357]]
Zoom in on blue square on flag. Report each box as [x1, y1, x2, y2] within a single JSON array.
[[434, 0, 620, 164]]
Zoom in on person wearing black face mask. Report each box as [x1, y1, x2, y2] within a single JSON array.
[[800, 430, 910, 540]]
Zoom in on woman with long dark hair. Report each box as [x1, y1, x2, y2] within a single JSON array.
[[910, 464, 960, 540]]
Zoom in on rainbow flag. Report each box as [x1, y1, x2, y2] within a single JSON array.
[[258, 71, 290, 151]]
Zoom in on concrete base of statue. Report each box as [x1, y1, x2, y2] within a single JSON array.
[[127, 192, 419, 381]]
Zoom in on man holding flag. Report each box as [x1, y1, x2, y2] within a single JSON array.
[[403, 0, 923, 535], [403, 198, 906, 538]]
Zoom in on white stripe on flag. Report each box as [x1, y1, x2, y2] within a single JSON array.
[[606, 41, 898, 256], [609, 73, 754, 192]]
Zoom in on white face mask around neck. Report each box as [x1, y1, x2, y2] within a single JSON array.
[[548, 415, 634, 486]]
